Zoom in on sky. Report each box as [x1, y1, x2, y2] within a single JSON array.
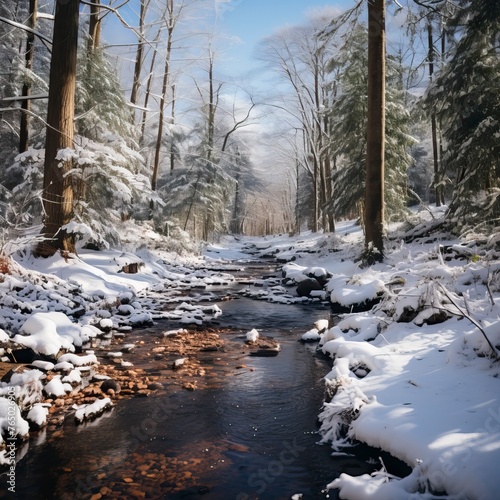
[[100, 0, 356, 84], [213, 0, 354, 77]]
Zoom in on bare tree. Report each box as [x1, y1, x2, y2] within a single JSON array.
[[19, 0, 37, 153], [130, 0, 150, 110], [257, 16, 335, 233], [151, 0, 178, 195]]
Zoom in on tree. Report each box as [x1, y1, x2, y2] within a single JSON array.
[[425, 0, 500, 233], [130, 0, 150, 110], [328, 24, 413, 225], [364, 0, 386, 262], [257, 14, 336, 233], [151, 0, 179, 197], [18, 0, 38, 153], [426, 18, 443, 206], [35, 0, 80, 256]]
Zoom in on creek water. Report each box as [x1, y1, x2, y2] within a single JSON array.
[[8, 276, 395, 499]]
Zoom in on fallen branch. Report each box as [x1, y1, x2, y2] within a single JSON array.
[[438, 283, 499, 361], [486, 267, 496, 306]]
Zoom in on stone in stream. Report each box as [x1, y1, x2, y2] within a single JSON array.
[[296, 278, 323, 297], [247, 336, 281, 357], [100, 379, 121, 394], [172, 358, 186, 370]]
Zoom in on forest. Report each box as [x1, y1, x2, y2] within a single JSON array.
[[0, 0, 498, 260], [0, 2, 499, 498]]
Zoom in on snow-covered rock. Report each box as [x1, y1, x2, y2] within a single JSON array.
[[26, 404, 49, 429], [43, 376, 68, 398], [246, 329, 259, 343], [12, 312, 92, 358], [74, 398, 113, 424]]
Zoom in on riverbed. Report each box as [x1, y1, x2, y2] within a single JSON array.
[[8, 268, 389, 499]]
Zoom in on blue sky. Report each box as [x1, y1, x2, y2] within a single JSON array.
[[214, 0, 355, 77], [99, 0, 357, 90]]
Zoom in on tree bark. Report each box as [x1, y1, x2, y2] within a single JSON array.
[[130, 0, 148, 110], [364, 0, 386, 262], [151, 0, 174, 196], [140, 29, 160, 144], [87, 0, 101, 53], [170, 83, 176, 172], [35, 0, 79, 257], [19, 0, 37, 153], [427, 21, 443, 207]]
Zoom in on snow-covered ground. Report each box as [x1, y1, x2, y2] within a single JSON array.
[[231, 218, 499, 499], [0, 214, 499, 500]]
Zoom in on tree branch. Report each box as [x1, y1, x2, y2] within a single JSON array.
[[0, 15, 52, 44], [438, 283, 499, 360]]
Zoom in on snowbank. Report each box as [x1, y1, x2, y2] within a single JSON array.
[[314, 244, 500, 499]]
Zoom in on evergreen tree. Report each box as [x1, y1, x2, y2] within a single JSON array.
[[329, 24, 414, 224], [425, 0, 500, 233], [329, 25, 367, 221], [0, 0, 49, 169], [76, 49, 135, 142]]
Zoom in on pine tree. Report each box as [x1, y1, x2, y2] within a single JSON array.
[[425, 0, 500, 233], [329, 24, 414, 226]]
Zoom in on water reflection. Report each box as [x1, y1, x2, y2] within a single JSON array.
[[10, 297, 384, 500]]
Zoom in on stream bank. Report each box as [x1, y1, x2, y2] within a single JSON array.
[[4, 262, 398, 499]]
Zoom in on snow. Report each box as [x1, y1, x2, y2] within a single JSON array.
[[74, 398, 113, 423], [246, 329, 260, 342], [0, 214, 497, 499], [13, 312, 78, 357], [202, 226, 500, 499], [57, 353, 98, 366], [43, 377, 68, 398], [302, 328, 322, 341], [26, 404, 49, 428], [329, 279, 385, 307], [0, 397, 30, 456]]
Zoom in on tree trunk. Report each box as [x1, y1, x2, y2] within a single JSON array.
[[207, 51, 215, 163], [364, 0, 386, 262], [140, 29, 160, 144], [170, 83, 176, 172], [87, 0, 101, 53], [295, 158, 300, 234], [19, 0, 37, 153], [35, 0, 79, 257], [427, 21, 443, 207], [130, 0, 148, 111], [151, 0, 174, 197]]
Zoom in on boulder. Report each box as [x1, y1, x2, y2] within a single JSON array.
[[296, 278, 323, 297]]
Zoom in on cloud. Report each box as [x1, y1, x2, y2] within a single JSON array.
[[214, 0, 243, 18]]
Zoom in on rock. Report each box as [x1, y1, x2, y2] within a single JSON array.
[[248, 337, 281, 357], [330, 297, 382, 314], [249, 348, 280, 357], [5, 348, 39, 364], [296, 278, 322, 297], [147, 382, 163, 391], [172, 358, 186, 370], [100, 379, 121, 394], [0, 363, 31, 383]]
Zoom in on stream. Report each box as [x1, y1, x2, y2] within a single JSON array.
[[8, 265, 399, 500]]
